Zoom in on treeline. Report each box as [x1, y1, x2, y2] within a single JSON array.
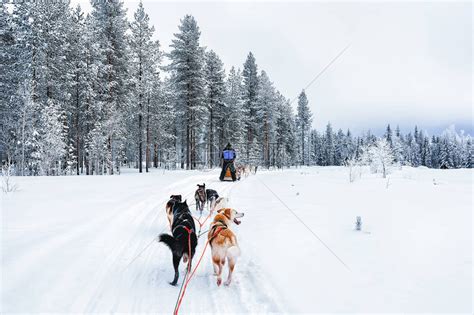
[[0, 1, 471, 176], [306, 124, 472, 169]]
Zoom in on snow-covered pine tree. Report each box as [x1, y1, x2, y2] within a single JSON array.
[[323, 122, 335, 166], [421, 134, 432, 167], [129, 1, 161, 172], [90, 0, 130, 175], [168, 15, 206, 169], [385, 124, 393, 147], [256, 71, 277, 167], [68, 5, 88, 175], [430, 135, 440, 168], [464, 138, 473, 168], [38, 99, 67, 175], [295, 90, 312, 165], [334, 129, 345, 166], [82, 13, 101, 175], [0, 2, 18, 165], [204, 50, 226, 167], [309, 130, 321, 165], [9, 1, 71, 175], [275, 94, 296, 167], [145, 53, 162, 172], [155, 77, 179, 169], [224, 67, 246, 160], [242, 52, 259, 162], [411, 126, 422, 166], [438, 137, 451, 169]]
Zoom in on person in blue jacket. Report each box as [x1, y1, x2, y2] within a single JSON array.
[[220, 143, 236, 181]]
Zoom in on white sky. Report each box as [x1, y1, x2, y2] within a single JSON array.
[[71, 0, 472, 135]]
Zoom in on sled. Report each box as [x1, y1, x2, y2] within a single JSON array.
[[222, 167, 234, 181], [221, 165, 241, 182]]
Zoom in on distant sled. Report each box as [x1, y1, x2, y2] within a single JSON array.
[[221, 167, 234, 181], [221, 165, 240, 181]]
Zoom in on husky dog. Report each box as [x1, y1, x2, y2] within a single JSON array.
[[208, 208, 245, 286], [206, 189, 219, 212], [159, 200, 198, 286], [194, 184, 206, 213], [165, 195, 182, 228]]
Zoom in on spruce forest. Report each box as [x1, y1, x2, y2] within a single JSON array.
[[0, 1, 472, 176]]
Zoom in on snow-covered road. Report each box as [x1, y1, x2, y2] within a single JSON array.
[[2, 170, 285, 313], [2, 167, 472, 313]]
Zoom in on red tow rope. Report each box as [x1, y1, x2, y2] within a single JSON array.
[[173, 227, 222, 315]]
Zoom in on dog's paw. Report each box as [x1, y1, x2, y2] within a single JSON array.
[[217, 278, 222, 286], [224, 280, 231, 286], [169, 281, 178, 286]]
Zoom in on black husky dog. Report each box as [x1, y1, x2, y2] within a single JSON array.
[[195, 184, 206, 213], [159, 200, 198, 285], [205, 189, 219, 212]]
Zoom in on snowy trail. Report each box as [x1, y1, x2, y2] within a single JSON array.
[[3, 167, 471, 313], [1, 170, 285, 313]]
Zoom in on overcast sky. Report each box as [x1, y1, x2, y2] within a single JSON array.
[[71, 0, 472, 135]]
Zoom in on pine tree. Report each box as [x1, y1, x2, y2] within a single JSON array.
[[0, 2, 18, 163], [256, 71, 277, 167], [168, 15, 205, 169], [129, 1, 161, 172], [242, 52, 259, 161], [90, 0, 130, 175], [296, 90, 312, 165], [275, 94, 295, 167], [224, 67, 245, 159], [68, 5, 88, 175], [421, 136, 431, 167], [324, 122, 335, 166], [82, 14, 101, 175], [204, 50, 226, 167], [385, 124, 393, 147], [465, 138, 472, 168]]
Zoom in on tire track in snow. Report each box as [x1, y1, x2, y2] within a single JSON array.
[[167, 175, 287, 314], [75, 172, 224, 313]]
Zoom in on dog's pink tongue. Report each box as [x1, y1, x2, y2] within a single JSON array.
[[234, 218, 241, 225]]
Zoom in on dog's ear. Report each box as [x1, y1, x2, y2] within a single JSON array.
[[184, 199, 187, 205]]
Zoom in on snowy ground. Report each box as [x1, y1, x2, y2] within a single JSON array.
[[1, 166, 472, 313]]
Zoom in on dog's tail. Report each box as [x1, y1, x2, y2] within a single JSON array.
[[159, 233, 176, 252], [226, 245, 241, 259]]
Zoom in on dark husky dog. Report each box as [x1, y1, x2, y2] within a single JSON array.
[[159, 200, 198, 286], [195, 184, 206, 213], [205, 189, 219, 212]]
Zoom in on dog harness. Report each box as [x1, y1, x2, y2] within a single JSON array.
[[208, 219, 228, 244], [172, 222, 195, 235]]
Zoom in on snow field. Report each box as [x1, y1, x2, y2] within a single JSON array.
[[2, 166, 472, 313]]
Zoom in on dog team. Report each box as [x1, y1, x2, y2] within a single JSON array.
[[159, 183, 245, 287]]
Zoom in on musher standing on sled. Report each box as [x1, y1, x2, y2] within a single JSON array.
[[220, 143, 236, 181]]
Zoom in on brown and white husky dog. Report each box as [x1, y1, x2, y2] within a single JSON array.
[[208, 208, 244, 286]]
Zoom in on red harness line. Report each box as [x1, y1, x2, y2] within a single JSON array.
[[174, 226, 223, 315], [192, 210, 214, 232]]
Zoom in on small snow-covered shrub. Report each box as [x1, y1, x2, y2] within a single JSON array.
[[346, 156, 362, 183], [1, 159, 18, 193], [361, 138, 394, 178], [355, 216, 362, 230]]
